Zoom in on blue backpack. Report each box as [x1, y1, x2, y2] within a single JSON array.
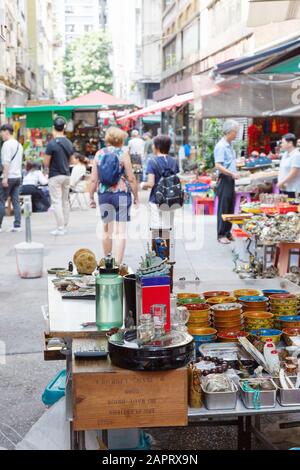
[[98, 149, 123, 187]]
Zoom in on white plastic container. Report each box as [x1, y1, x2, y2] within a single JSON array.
[[15, 242, 44, 279]]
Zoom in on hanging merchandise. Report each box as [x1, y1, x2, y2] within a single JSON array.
[[271, 119, 278, 133], [248, 124, 262, 154]]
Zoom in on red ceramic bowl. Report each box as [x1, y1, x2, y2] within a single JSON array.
[[218, 331, 249, 342], [185, 303, 210, 312], [283, 327, 300, 336]]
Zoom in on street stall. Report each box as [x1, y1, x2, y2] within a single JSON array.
[[6, 91, 135, 161], [42, 244, 300, 451]]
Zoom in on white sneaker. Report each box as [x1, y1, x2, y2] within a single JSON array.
[[7, 227, 22, 233], [51, 228, 65, 236]]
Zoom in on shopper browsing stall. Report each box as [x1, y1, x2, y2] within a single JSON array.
[[44, 117, 75, 236], [89, 127, 138, 265], [70, 154, 89, 193], [0, 124, 23, 232], [277, 133, 300, 198], [214, 120, 240, 245]]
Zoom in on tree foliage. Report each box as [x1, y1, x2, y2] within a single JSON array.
[[63, 32, 113, 98]]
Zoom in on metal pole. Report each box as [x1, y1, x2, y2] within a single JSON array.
[[23, 196, 32, 243]]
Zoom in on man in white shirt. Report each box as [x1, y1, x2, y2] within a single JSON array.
[[0, 124, 23, 232], [128, 130, 145, 162], [277, 133, 300, 198]]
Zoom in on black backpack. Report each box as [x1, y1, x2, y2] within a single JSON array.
[[152, 157, 184, 211]]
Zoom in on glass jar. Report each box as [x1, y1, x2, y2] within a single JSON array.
[[137, 314, 155, 344]]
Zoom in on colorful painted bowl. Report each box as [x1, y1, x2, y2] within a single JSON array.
[[279, 316, 300, 329], [239, 296, 269, 303], [233, 289, 261, 297], [244, 311, 274, 331], [282, 327, 300, 337], [262, 290, 289, 297], [250, 328, 282, 344], [185, 303, 210, 312], [177, 293, 200, 299], [178, 297, 205, 306], [270, 294, 297, 307], [213, 311, 243, 321], [207, 296, 237, 305], [218, 331, 249, 343], [188, 327, 217, 340], [217, 324, 245, 332], [202, 291, 230, 300], [188, 312, 210, 322]]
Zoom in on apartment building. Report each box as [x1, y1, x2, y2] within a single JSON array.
[[0, 0, 31, 116], [64, 0, 107, 46], [157, 0, 300, 100]]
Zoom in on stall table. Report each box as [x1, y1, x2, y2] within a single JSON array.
[[45, 276, 300, 450]]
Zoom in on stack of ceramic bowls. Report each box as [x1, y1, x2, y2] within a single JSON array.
[[202, 291, 230, 301], [269, 294, 298, 328], [233, 289, 261, 298], [185, 303, 211, 328], [239, 296, 269, 312], [211, 303, 244, 332], [206, 296, 237, 306], [177, 293, 205, 306], [244, 312, 274, 332], [262, 289, 289, 298], [188, 327, 217, 355]]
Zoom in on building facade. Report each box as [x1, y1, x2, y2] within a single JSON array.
[[0, 0, 31, 117], [27, 0, 55, 100], [63, 0, 107, 46]]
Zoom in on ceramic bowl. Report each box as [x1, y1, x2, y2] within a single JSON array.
[[207, 296, 237, 305], [244, 311, 273, 320], [269, 294, 297, 306], [271, 306, 298, 316], [217, 331, 249, 343], [233, 289, 261, 297], [188, 311, 210, 321], [250, 328, 282, 344], [178, 297, 205, 306], [239, 296, 269, 303], [213, 311, 243, 321], [177, 293, 200, 300], [217, 324, 245, 332], [202, 291, 230, 300], [188, 327, 217, 339], [262, 290, 289, 297], [185, 303, 210, 313], [282, 327, 300, 337], [279, 316, 300, 329], [188, 319, 211, 327]]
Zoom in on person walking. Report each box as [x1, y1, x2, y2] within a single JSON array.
[[70, 154, 89, 193], [214, 120, 240, 244], [128, 130, 145, 164], [277, 133, 300, 198], [141, 134, 180, 229], [44, 117, 75, 236], [21, 161, 50, 212], [89, 127, 138, 265], [0, 124, 23, 232]]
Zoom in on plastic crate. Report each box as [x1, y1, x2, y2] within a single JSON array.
[[42, 369, 66, 407]]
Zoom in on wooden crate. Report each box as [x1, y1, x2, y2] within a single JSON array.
[[72, 340, 188, 431]]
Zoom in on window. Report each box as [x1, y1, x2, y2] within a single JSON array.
[[65, 24, 75, 33], [84, 24, 93, 32], [183, 19, 199, 58], [163, 39, 176, 71]]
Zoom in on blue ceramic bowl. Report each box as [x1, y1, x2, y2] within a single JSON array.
[[278, 316, 300, 322], [250, 328, 282, 344], [193, 334, 215, 342], [239, 296, 269, 303], [262, 290, 289, 295]]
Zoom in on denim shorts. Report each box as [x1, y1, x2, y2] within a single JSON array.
[[99, 191, 132, 222]]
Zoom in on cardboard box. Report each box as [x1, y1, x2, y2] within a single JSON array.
[[73, 355, 187, 431]]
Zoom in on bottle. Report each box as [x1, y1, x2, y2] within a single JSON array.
[[96, 255, 124, 331]]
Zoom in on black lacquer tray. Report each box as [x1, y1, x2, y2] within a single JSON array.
[[108, 330, 194, 371]]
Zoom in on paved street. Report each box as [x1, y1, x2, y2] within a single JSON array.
[[0, 194, 240, 450]]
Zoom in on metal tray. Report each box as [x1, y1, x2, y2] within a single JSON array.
[[201, 383, 238, 410], [239, 379, 277, 409], [274, 378, 300, 407]]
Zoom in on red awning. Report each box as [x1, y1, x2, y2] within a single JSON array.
[[117, 92, 194, 123], [64, 90, 133, 108]]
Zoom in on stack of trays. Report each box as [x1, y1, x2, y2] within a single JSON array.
[[239, 296, 269, 312], [211, 303, 244, 332], [244, 311, 274, 332], [185, 303, 211, 328], [269, 294, 298, 328]]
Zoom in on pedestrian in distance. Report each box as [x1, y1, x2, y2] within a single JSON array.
[[277, 133, 300, 198], [21, 160, 50, 212], [89, 127, 138, 265], [44, 117, 75, 236], [0, 123, 23, 232], [214, 120, 240, 245]]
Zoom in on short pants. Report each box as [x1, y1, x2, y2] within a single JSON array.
[[99, 191, 132, 223]]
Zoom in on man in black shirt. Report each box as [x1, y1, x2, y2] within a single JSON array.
[[44, 117, 75, 236]]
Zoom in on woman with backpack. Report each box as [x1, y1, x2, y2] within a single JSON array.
[[89, 127, 138, 265], [141, 135, 182, 228]]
